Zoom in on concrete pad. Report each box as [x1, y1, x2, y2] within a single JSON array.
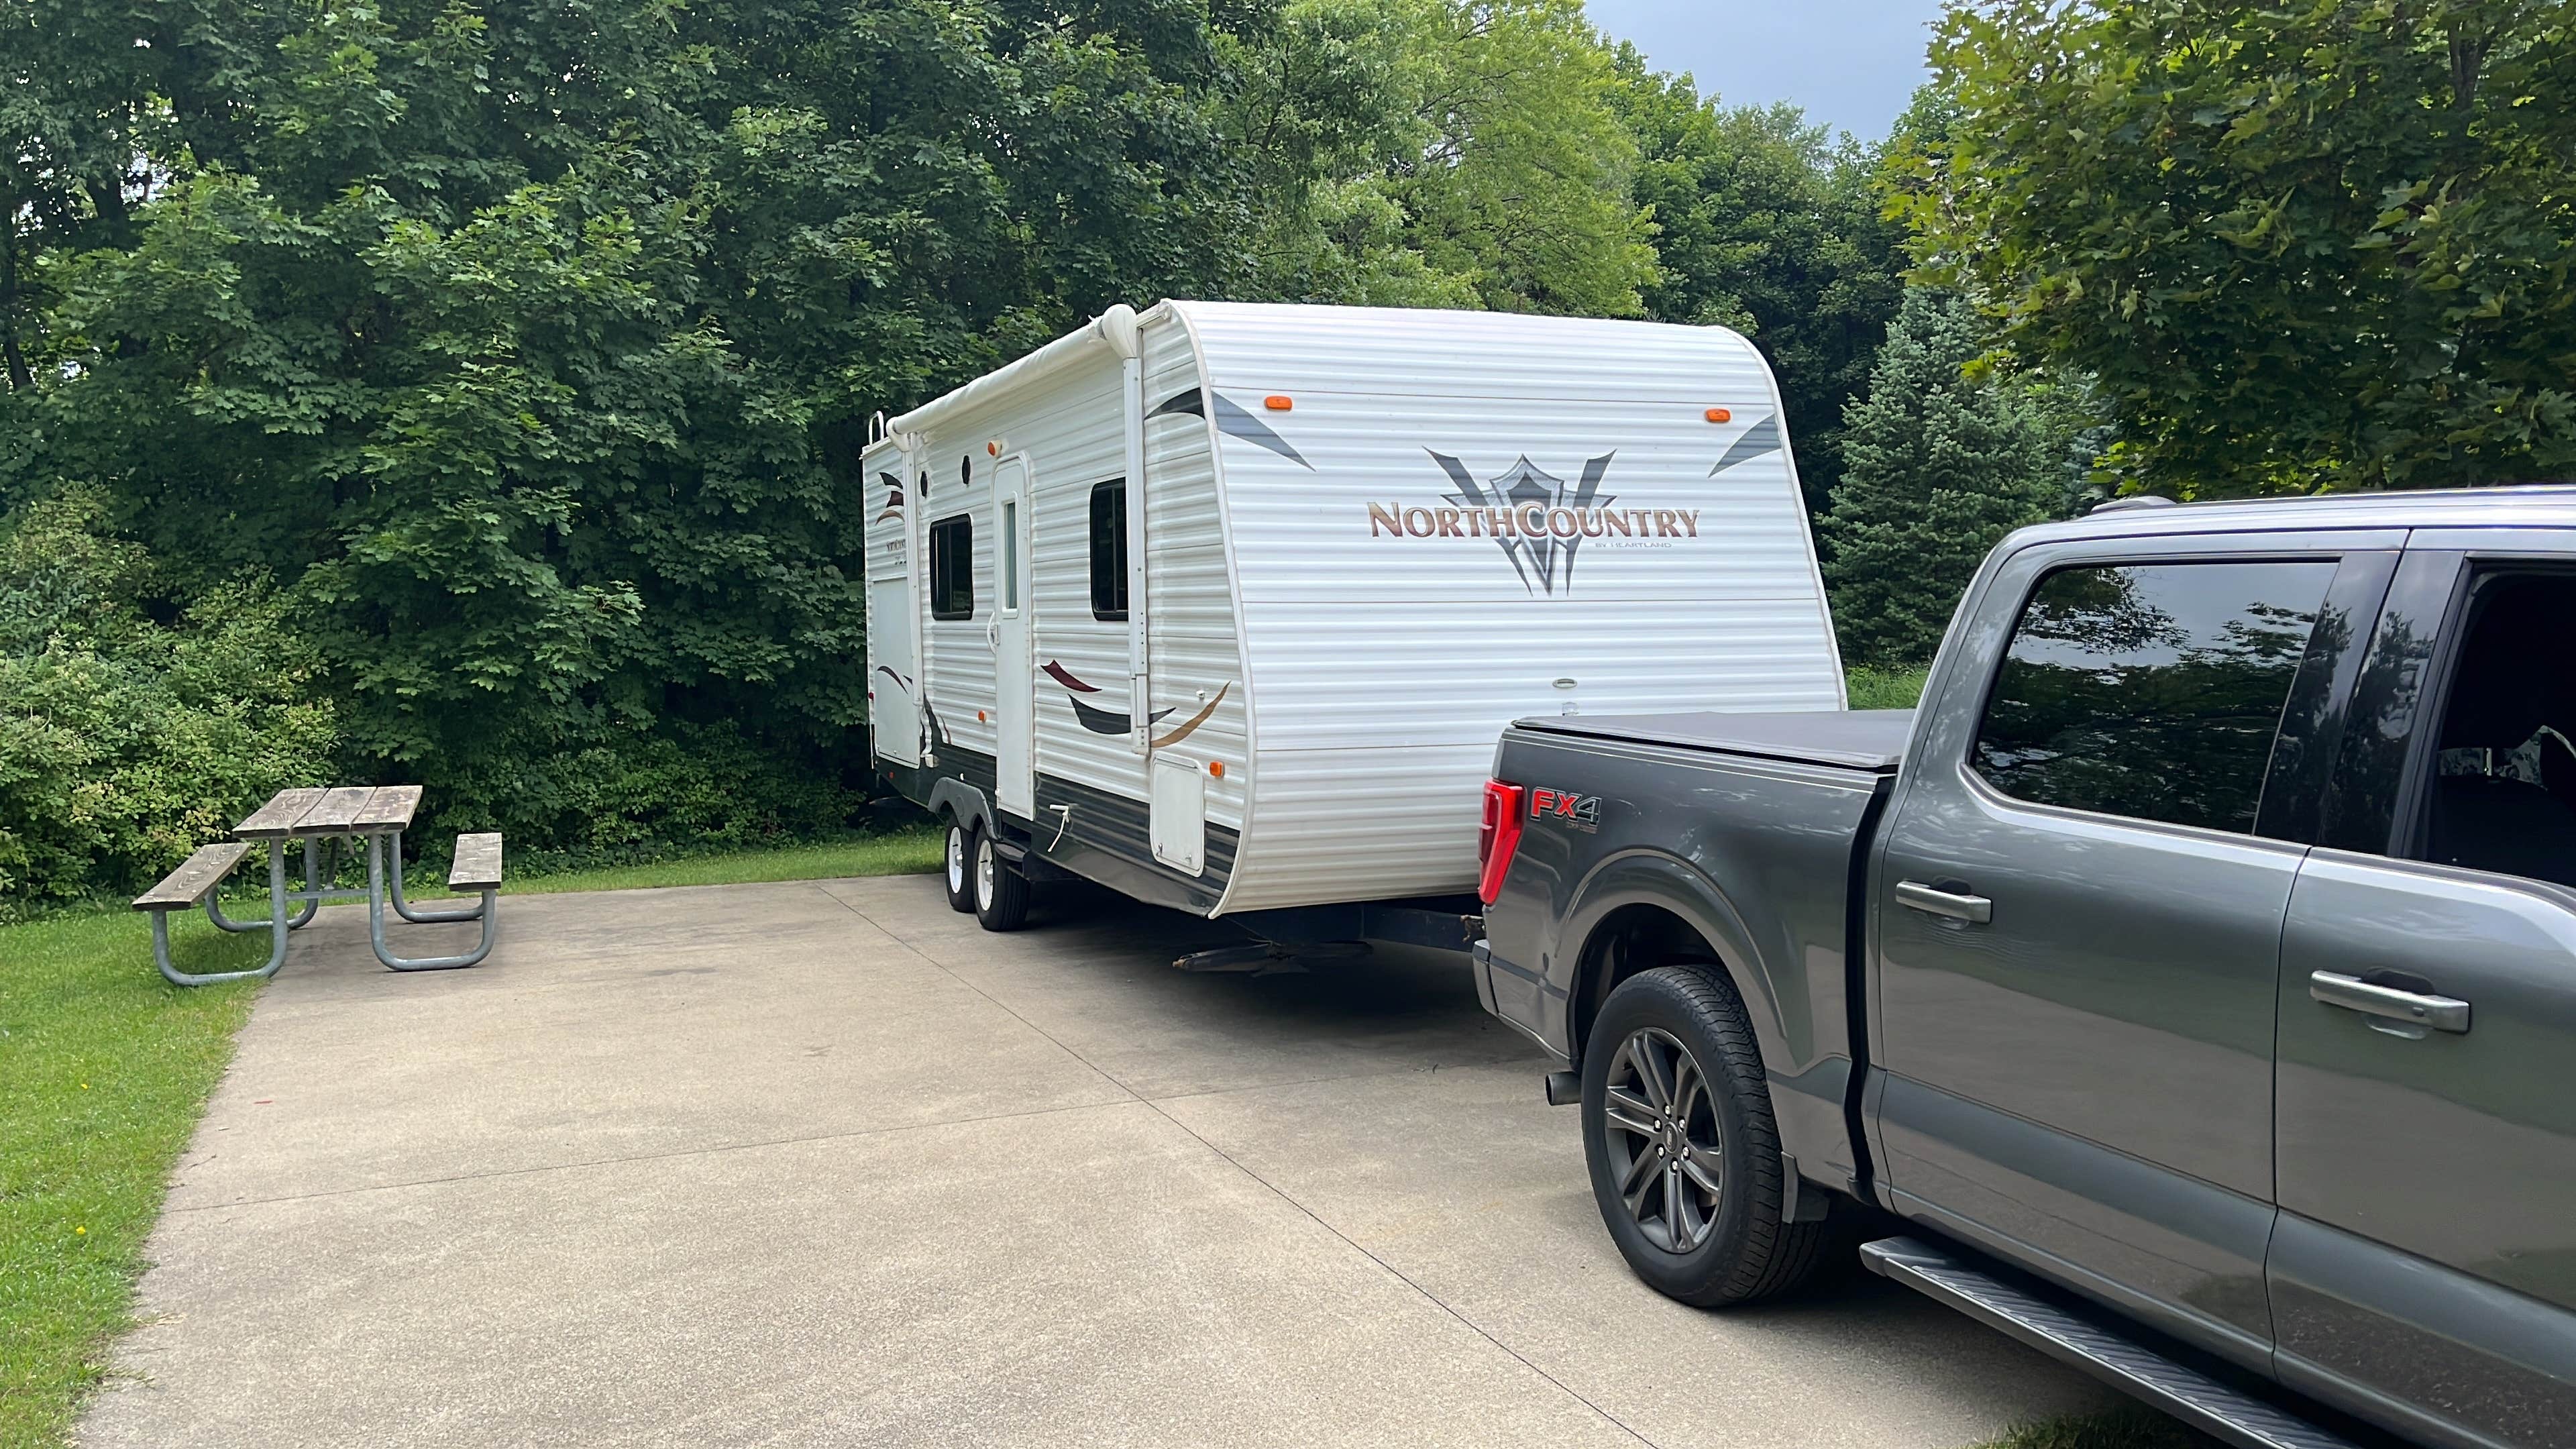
[[816, 877, 1538, 1100], [167, 885, 1126, 1206], [1157, 1063, 2116, 1449], [89, 1099, 1645, 1449], [86, 873, 2118, 1448]]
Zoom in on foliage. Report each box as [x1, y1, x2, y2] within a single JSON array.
[[0, 494, 338, 910], [1823, 290, 2061, 665], [1844, 662, 1929, 711], [1227, 0, 1658, 314], [5, 0, 1254, 875], [1614, 52, 1907, 511], [1904, 0, 2576, 496]]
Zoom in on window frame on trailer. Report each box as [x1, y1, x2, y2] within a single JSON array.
[[928, 513, 975, 621], [1089, 479, 1128, 622]]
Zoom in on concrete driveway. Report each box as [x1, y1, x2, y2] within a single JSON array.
[[82, 874, 2113, 1448]]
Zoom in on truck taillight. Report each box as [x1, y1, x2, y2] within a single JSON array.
[[1479, 780, 1525, 905]]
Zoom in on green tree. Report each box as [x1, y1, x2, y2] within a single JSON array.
[[1228, 0, 1657, 314], [7, 0, 1260, 859], [1824, 290, 2059, 665], [1613, 51, 1906, 512], [1902, 0, 2576, 496]]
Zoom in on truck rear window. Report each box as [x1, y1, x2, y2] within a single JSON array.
[[1972, 559, 2335, 834]]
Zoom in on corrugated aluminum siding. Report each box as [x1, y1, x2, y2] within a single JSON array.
[[892, 317, 1244, 843], [1181, 301, 1840, 912]]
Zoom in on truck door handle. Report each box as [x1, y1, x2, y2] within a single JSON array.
[[2309, 971, 2471, 1035], [1895, 880, 1992, 924]]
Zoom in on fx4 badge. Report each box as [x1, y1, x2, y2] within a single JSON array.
[[1530, 788, 1602, 833]]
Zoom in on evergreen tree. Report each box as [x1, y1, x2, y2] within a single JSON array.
[[1823, 290, 2059, 666]]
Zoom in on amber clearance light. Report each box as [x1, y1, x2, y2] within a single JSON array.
[[1265, 395, 1294, 411], [1705, 407, 1732, 423]]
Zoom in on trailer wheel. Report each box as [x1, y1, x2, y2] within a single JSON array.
[[1581, 965, 1832, 1307], [943, 820, 975, 914], [973, 830, 1030, 932]]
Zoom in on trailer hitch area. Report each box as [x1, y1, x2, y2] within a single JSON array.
[[1171, 940, 1371, 977]]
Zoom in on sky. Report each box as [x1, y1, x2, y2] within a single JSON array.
[[1585, 0, 1947, 143]]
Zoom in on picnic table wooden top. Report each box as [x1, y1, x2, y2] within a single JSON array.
[[234, 785, 424, 839]]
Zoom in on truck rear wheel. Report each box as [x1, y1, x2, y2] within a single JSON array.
[[1582, 965, 1833, 1306]]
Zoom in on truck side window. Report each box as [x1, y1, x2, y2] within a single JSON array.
[[1972, 560, 2336, 834], [929, 515, 974, 621], [1089, 482, 1128, 621], [2418, 572, 2576, 890]]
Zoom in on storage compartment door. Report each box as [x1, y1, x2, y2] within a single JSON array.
[[1150, 753, 1205, 875]]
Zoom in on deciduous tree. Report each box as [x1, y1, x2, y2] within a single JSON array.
[[1902, 0, 2576, 495]]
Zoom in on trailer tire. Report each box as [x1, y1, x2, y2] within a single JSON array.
[[943, 820, 976, 914], [1581, 964, 1833, 1307], [973, 830, 1031, 932]]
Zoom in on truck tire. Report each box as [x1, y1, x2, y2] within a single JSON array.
[[1581, 964, 1833, 1307], [944, 820, 977, 914], [973, 829, 1031, 932]]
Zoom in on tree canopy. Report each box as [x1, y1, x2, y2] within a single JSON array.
[[1905, 0, 2576, 496]]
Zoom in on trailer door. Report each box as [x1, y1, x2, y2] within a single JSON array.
[[867, 458, 919, 766], [991, 455, 1036, 818]]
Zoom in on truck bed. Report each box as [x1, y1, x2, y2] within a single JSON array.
[[1510, 708, 1914, 774]]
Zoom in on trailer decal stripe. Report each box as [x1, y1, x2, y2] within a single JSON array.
[[1150, 682, 1232, 749]]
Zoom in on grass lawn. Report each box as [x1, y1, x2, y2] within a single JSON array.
[[1980, 1405, 2220, 1448], [0, 826, 940, 1448], [1847, 661, 1932, 710]]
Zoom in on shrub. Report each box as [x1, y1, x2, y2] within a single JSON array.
[[0, 494, 338, 911]]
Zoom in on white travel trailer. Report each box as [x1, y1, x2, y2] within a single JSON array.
[[863, 301, 1843, 937]]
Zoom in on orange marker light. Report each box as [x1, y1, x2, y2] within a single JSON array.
[[986, 441, 1000, 455], [976, 710, 987, 722], [1208, 760, 1226, 778], [1705, 407, 1732, 423], [1265, 395, 1293, 411]]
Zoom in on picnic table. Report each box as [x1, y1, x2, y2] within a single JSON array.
[[133, 786, 503, 986]]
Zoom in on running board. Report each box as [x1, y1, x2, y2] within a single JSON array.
[[1860, 1237, 2361, 1449]]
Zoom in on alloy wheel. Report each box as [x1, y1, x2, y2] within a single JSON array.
[[947, 826, 967, 896], [975, 835, 996, 908], [1599, 1026, 1723, 1253]]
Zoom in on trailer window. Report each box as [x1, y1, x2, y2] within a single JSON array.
[[929, 515, 974, 621], [1090, 482, 1128, 621], [1972, 559, 2334, 835]]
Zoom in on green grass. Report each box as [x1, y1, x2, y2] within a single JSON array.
[[1847, 661, 1932, 711], [0, 827, 941, 1447], [406, 826, 944, 900], [1978, 1405, 2222, 1449]]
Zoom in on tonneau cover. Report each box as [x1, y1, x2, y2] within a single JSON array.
[[1513, 709, 1914, 773]]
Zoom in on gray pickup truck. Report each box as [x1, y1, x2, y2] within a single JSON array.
[[1470, 488, 2576, 1449]]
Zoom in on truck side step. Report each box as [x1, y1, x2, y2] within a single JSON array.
[[1860, 1237, 2361, 1449]]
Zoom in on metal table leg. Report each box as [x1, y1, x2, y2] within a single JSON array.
[[205, 837, 325, 932], [366, 835, 496, 971], [382, 831, 487, 924], [155, 843, 291, 986]]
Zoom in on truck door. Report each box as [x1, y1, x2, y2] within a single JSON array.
[[2269, 544, 2576, 1448], [1870, 534, 2396, 1361]]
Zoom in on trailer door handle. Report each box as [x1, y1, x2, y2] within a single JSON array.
[[1895, 880, 1992, 925], [2310, 971, 2470, 1035]]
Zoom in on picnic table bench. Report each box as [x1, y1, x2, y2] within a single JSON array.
[[133, 786, 504, 986]]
